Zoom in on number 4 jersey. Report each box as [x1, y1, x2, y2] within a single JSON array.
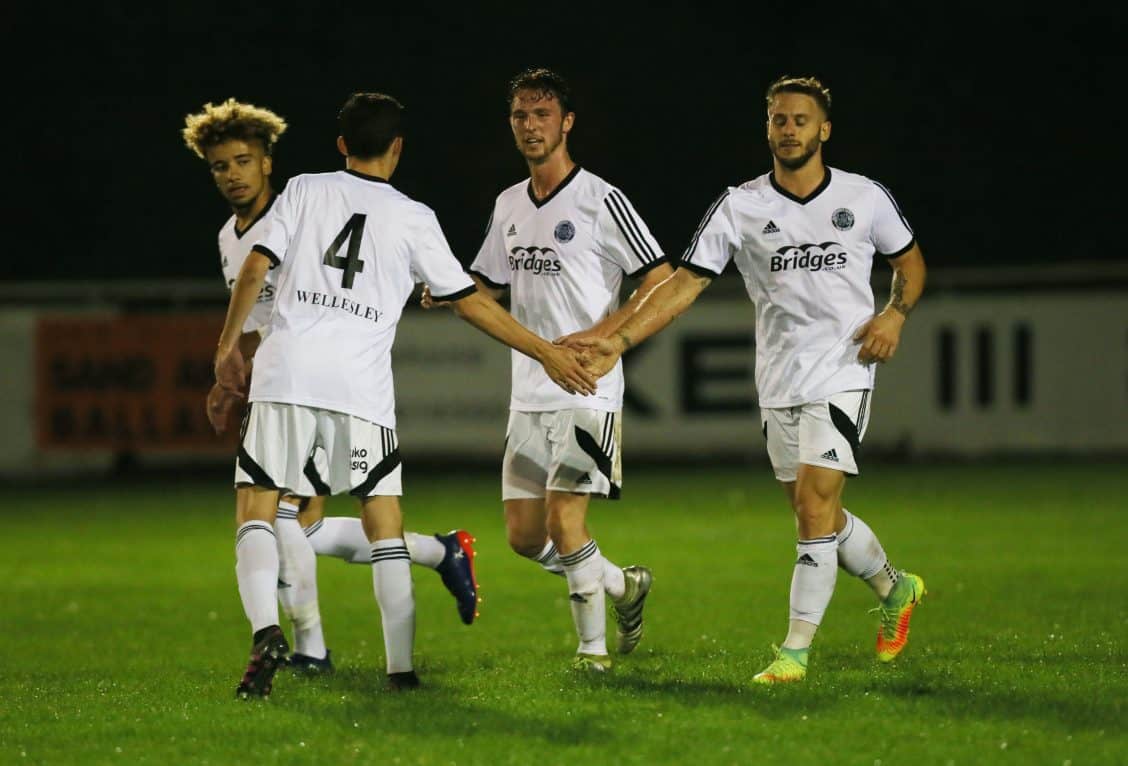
[[248, 169, 475, 428]]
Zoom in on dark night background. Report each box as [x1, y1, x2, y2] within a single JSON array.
[[10, 4, 1128, 283]]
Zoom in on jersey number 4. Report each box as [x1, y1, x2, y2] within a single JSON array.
[[322, 213, 367, 288]]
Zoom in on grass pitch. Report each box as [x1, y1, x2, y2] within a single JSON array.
[[2, 461, 1125, 765]]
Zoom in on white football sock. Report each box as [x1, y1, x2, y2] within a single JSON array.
[[235, 521, 279, 634], [275, 502, 326, 659], [533, 539, 625, 599], [837, 509, 898, 600], [560, 539, 608, 656], [305, 516, 370, 564], [370, 538, 415, 674], [783, 534, 839, 650], [404, 532, 444, 569], [306, 517, 439, 569]]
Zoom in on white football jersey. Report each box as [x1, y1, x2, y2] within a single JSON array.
[[248, 169, 475, 427], [217, 196, 278, 334], [471, 167, 665, 412], [681, 167, 915, 408]]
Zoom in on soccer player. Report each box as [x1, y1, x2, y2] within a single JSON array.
[[568, 75, 928, 683], [183, 100, 482, 677], [211, 91, 594, 697], [428, 68, 669, 672], [181, 97, 485, 654]]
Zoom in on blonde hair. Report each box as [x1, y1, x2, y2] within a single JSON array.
[[182, 98, 288, 159]]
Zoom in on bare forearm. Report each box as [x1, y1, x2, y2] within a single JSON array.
[[613, 269, 710, 352], [885, 247, 926, 317], [453, 292, 549, 362], [218, 261, 267, 354], [586, 265, 674, 338]]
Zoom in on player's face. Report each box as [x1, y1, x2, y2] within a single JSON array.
[[767, 93, 830, 171], [509, 88, 574, 164], [205, 139, 272, 211]]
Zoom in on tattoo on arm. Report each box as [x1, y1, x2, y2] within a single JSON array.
[[889, 271, 913, 316]]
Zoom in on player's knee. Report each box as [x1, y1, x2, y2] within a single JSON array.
[[507, 534, 544, 560], [792, 491, 836, 530]]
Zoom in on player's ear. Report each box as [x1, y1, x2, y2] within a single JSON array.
[[391, 135, 403, 158], [261, 154, 273, 177], [821, 120, 831, 142], [336, 135, 349, 157], [562, 111, 575, 136]]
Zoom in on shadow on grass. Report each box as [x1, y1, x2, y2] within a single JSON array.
[[318, 667, 613, 745]]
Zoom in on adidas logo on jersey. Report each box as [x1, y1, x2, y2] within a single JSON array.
[[762, 220, 780, 235], [796, 553, 818, 567], [820, 448, 839, 462], [506, 224, 517, 236]]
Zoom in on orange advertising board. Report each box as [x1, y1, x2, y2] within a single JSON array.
[[35, 314, 241, 451]]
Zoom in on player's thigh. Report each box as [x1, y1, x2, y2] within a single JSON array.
[[545, 409, 622, 500], [235, 401, 318, 497], [797, 389, 872, 477], [762, 405, 801, 482], [502, 411, 550, 501]]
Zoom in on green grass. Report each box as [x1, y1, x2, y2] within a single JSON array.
[[2, 462, 1125, 765]]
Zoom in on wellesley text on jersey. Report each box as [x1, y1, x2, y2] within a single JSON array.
[[295, 289, 383, 323]]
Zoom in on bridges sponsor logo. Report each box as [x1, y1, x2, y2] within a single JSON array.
[[770, 242, 849, 273], [508, 246, 562, 276]]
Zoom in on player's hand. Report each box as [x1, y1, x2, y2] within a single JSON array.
[[853, 308, 906, 364], [553, 328, 602, 347], [420, 284, 452, 310], [559, 336, 622, 379], [206, 381, 244, 434], [215, 345, 248, 392], [539, 344, 598, 395]]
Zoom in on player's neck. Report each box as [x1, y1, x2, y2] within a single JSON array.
[[346, 156, 395, 182], [232, 187, 274, 229], [527, 151, 575, 201], [773, 158, 827, 199]]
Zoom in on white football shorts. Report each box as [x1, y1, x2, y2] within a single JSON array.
[[761, 389, 872, 482], [235, 401, 402, 498], [502, 409, 622, 500]]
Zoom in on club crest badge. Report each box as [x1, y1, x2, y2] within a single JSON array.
[[554, 220, 576, 243], [831, 208, 855, 231]]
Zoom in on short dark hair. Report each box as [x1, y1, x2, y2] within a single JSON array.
[[765, 75, 832, 119], [507, 67, 574, 114], [338, 92, 405, 159]]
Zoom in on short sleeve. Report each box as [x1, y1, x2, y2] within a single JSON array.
[[409, 206, 475, 301], [468, 207, 510, 289], [594, 188, 666, 277], [679, 190, 738, 277], [871, 181, 915, 258], [252, 178, 301, 266]]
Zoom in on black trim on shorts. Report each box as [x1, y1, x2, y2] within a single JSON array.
[[574, 426, 621, 500], [237, 446, 279, 490], [349, 448, 402, 498], [828, 402, 860, 456], [303, 457, 331, 496]]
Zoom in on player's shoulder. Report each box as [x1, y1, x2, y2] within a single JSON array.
[[827, 166, 884, 192], [734, 171, 773, 197], [218, 214, 237, 240], [494, 176, 530, 207]]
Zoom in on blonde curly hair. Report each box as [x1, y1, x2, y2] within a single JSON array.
[[182, 98, 288, 159]]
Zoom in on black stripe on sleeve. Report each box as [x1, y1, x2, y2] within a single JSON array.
[[681, 190, 730, 265], [873, 180, 913, 234], [468, 269, 508, 291], [432, 284, 478, 302], [604, 190, 658, 266], [251, 244, 279, 266], [881, 238, 916, 260], [626, 255, 670, 279]]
